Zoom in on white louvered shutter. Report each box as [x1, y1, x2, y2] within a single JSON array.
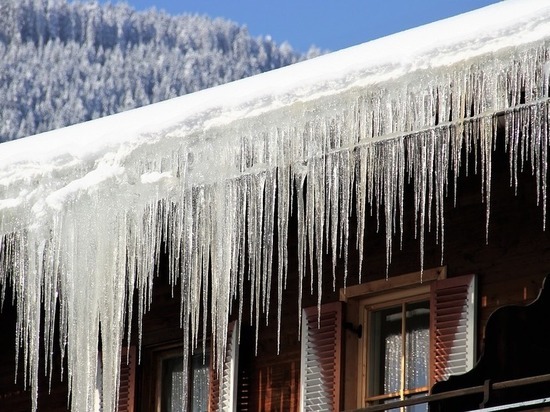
[[430, 274, 477, 386], [118, 346, 136, 412], [300, 302, 342, 412], [209, 321, 239, 411]]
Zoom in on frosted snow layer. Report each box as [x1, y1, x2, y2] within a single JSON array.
[[1, 0, 550, 410]]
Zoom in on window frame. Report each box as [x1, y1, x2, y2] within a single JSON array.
[[361, 288, 431, 407], [340, 266, 447, 409], [141, 320, 240, 412], [156, 346, 212, 412], [155, 346, 183, 412], [143, 341, 211, 412]]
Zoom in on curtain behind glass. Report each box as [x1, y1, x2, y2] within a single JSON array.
[[405, 302, 429, 390], [374, 301, 429, 395], [161, 352, 210, 412], [405, 301, 429, 412], [162, 357, 185, 411], [190, 352, 210, 411], [384, 332, 402, 394]]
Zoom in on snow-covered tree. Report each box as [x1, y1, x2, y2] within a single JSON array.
[[0, 0, 306, 142]]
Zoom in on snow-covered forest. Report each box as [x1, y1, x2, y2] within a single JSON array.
[[0, 0, 310, 142]]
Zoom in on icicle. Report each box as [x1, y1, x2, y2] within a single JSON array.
[[1, 36, 550, 412], [355, 144, 369, 283], [262, 170, 276, 322], [293, 166, 307, 337], [276, 129, 291, 354]]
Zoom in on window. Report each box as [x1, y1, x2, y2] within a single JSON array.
[[364, 293, 430, 411], [340, 267, 477, 410], [145, 320, 239, 412], [158, 349, 210, 411]]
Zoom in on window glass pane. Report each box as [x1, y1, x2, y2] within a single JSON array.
[[369, 305, 402, 396], [368, 299, 430, 401], [190, 352, 210, 412], [161, 352, 210, 412], [161, 356, 185, 412], [384, 329, 402, 394], [404, 301, 429, 390]]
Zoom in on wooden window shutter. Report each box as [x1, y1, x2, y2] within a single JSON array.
[[118, 346, 137, 412], [430, 274, 477, 386], [300, 301, 342, 412], [209, 321, 239, 411]]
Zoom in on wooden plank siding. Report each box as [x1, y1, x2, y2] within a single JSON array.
[[0, 302, 69, 411]]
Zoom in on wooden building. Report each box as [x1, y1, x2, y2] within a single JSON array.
[[1, 1, 550, 411]]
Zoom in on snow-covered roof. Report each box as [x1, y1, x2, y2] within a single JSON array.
[[2, 0, 550, 410]]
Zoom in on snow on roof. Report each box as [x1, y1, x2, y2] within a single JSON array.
[[1, 0, 550, 410], [1, 0, 549, 216]]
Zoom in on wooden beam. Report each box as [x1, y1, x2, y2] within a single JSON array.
[[339, 266, 446, 302]]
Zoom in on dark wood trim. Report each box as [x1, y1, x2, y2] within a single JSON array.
[[340, 266, 446, 302]]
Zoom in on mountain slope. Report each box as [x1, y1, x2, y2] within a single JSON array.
[[0, 0, 306, 142]]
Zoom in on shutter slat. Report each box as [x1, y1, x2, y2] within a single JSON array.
[[209, 321, 238, 412], [430, 274, 476, 386], [118, 346, 136, 412], [300, 302, 342, 411]]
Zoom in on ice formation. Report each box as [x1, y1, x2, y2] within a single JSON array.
[[1, 0, 550, 410]]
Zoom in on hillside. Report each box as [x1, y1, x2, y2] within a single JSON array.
[[0, 0, 308, 142]]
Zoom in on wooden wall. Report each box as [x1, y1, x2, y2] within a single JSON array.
[[0, 300, 69, 411]]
